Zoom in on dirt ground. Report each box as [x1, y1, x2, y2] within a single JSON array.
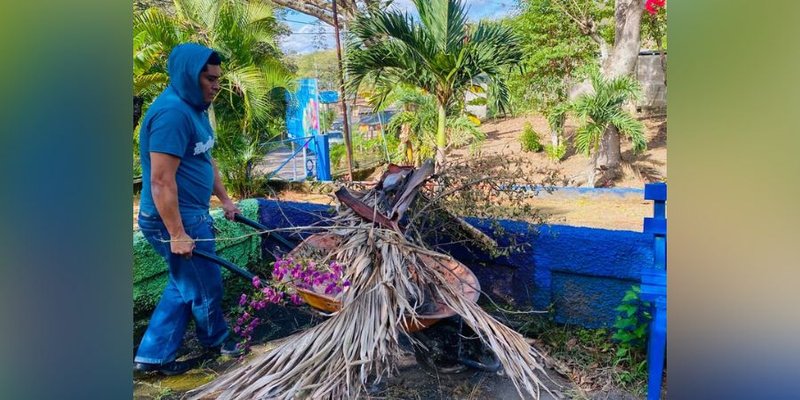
[[133, 306, 641, 400], [134, 113, 664, 232], [451, 114, 667, 189]]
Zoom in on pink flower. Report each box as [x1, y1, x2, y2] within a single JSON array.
[[645, 0, 665, 14], [238, 294, 247, 306], [252, 276, 261, 288]]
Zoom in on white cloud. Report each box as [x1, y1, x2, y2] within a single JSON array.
[[279, 23, 337, 55]]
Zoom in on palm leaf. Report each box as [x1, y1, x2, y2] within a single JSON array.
[[574, 121, 605, 155], [610, 111, 647, 153]]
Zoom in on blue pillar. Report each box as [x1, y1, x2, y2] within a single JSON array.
[[642, 182, 667, 400], [314, 134, 332, 181]]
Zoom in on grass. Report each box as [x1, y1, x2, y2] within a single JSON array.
[[486, 304, 649, 397]]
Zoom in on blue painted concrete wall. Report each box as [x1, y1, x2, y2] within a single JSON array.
[[256, 199, 653, 328]]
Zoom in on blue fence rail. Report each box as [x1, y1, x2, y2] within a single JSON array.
[[258, 134, 332, 182], [642, 182, 667, 400]]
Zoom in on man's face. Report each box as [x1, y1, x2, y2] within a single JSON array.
[[199, 64, 221, 104]]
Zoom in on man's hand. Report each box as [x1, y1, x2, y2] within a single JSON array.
[[170, 231, 196, 255], [221, 199, 241, 220]]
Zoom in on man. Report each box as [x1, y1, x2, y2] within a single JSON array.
[[134, 43, 244, 376]]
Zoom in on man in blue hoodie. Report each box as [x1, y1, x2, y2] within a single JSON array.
[[134, 43, 244, 376]]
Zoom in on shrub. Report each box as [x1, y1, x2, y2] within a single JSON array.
[[544, 142, 567, 161], [330, 143, 346, 169], [519, 122, 543, 152]]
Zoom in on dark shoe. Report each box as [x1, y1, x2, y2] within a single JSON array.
[[134, 360, 191, 376], [219, 337, 246, 357]]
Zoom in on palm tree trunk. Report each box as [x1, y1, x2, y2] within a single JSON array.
[[435, 102, 447, 168], [595, 125, 622, 186], [587, 150, 599, 187]]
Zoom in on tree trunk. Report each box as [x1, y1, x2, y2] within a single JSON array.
[[602, 0, 646, 79], [268, 0, 361, 27], [435, 102, 447, 169], [592, 0, 645, 186], [594, 124, 622, 185]]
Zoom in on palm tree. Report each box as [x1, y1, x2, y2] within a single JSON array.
[[344, 0, 522, 167], [133, 0, 296, 196], [555, 70, 647, 186], [383, 86, 485, 166]]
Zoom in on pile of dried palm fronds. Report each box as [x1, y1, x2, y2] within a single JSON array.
[[189, 160, 556, 399]]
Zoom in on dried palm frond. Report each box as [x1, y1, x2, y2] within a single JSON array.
[[188, 161, 555, 400]]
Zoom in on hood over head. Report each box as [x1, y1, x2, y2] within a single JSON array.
[[167, 43, 215, 109]]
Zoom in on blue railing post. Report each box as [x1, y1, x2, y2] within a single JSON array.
[[642, 182, 667, 400], [315, 134, 332, 181]]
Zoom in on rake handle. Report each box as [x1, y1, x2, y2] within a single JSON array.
[[193, 249, 256, 282]]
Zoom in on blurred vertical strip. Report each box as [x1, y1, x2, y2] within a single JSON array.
[[0, 0, 133, 399]]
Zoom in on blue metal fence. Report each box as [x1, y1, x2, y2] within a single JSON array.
[[642, 182, 667, 400]]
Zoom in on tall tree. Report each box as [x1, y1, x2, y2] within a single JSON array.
[[552, 0, 665, 184], [505, 0, 599, 151], [344, 0, 522, 167]]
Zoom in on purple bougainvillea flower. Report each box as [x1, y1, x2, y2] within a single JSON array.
[[239, 293, 247, 306], [290, 293, 304, 305], [252, 276, 261, 288]]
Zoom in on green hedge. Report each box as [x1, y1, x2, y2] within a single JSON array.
[[133, 199, 262, 328]]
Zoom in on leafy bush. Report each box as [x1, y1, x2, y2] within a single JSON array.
[[519, 122, 543, 152], [329, 143, 346, 169], [612, 285, 651, 354], [544, 142, 567, 161]]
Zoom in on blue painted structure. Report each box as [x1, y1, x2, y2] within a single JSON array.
[[319, 90, 339, 104], [285, 78, 321, 154], [313, 134, 332, 181], [254, 198, 654, 328], [641, 183, 667, 400], [278, 78, 332, 181], [501, 184, 644, 198]]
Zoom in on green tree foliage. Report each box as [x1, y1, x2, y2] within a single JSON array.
[[318, 106, 336, 133], [344, 0, 522, 167], [289, 49, 340, 91], [133, 0, 296, 197], [503, 0, 609, 115], [553, 70, 646, 165], [384, 87, 485, 166]]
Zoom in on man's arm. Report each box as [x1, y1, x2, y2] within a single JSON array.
[[151, 152, 194, 255], [212, 158, 240, 220]]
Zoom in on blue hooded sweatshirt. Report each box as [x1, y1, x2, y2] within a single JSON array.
[[139, 43, 217, 219]]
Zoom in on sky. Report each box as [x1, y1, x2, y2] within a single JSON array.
[[278, 0, 519, 55]]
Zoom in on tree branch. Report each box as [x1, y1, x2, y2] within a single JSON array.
[[268, 0, 336, 26], [266, 0, 363, 26]]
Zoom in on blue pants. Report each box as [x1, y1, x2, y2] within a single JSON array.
[[135, 212, 229, 365]]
